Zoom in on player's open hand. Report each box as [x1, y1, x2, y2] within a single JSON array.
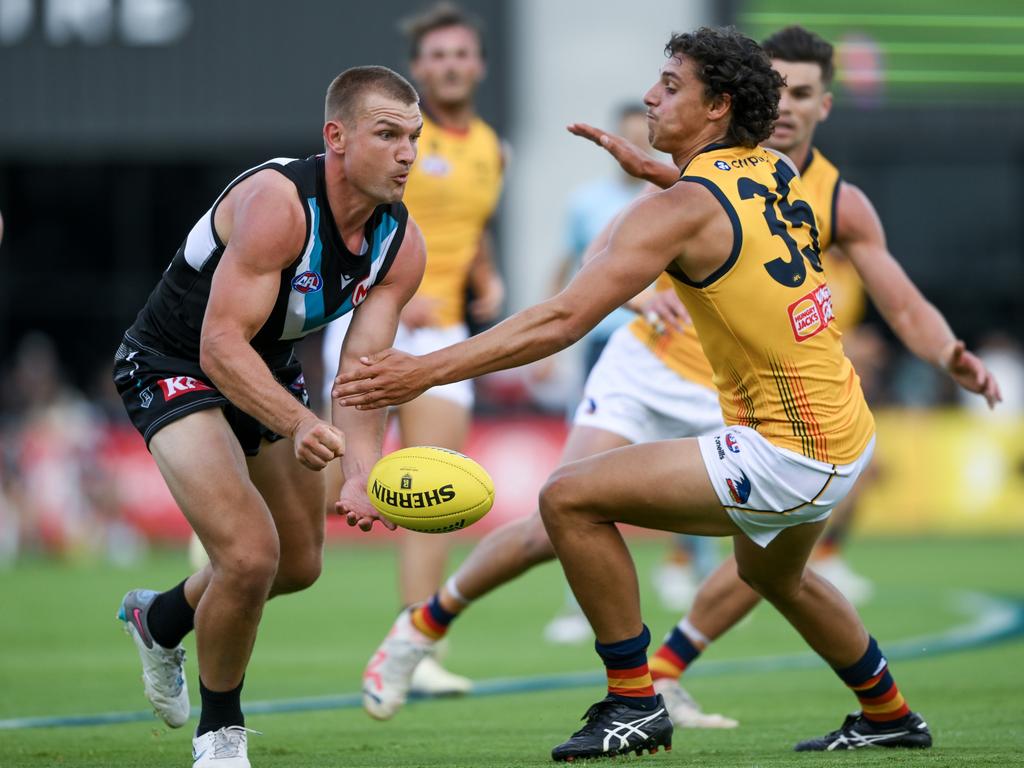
[[640, 288, 691, 334], [333, 348, 429, 409], [567, 123, 653, 181], [293, 416, 345, 470], [335, 475, 396, 532], [945, 340, 1002, 409]]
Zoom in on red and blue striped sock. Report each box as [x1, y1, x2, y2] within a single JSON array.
[[834, 636, 910, 725], [650, 619, 705, 681], [410, 593, 457, 641], [596, 625, 658, 711]]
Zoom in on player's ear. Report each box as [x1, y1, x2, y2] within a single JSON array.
[[819, 91, 833, 123], [707, 92, 731, 122], [324, 119, 347, 154]]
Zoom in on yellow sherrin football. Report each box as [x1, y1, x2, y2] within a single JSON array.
[[367, 446, 495, 533]]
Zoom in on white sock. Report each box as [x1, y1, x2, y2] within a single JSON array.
[[678, 616, 710, 648], [444, 575, 472, 607]]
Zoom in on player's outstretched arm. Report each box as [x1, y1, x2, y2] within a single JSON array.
[[334, 185, 713, 409], [567, 122, 680, 189], [200, 174, 346, 469], [332, 221, 426, 531], [837, 182, 1001, 408]]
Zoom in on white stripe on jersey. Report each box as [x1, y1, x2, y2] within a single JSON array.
[[182, 157, 298, 273]]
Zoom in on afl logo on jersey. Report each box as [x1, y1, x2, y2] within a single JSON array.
[[714, 160, 731, 171], [291, 271, 323, 294]]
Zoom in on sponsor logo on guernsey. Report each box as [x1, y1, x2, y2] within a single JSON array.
[[371, 479, 456, 509], [714, 160, 731, 171], [726, 473, 752, 504], [352, 280, 370, 307], [729, 154, 770, 169], [724, 432, 740, 453], [787, 283, 835, 342], [420, 155, 451, 177], [291, 270, 323, 294], [157, 376, 214, 401]]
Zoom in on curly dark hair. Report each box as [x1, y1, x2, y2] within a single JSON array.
[[762, 25, 835, 86], [665, 26, 783, 148]]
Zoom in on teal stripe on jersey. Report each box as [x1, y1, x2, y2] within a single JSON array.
[[303, 197, 325, 331], [317, 211, 400, 327]]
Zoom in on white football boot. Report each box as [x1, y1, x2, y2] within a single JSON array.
[[410, 655, 473, 696], [362, 609, 435, 720], [192, 726, 258, 767], [809, 555, 874, 605], [117, 589, 190, 728], [543, 609, 592, 645], [654, 678, 739, 729]]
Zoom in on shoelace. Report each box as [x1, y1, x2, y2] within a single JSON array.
[[822, 713, 861, 741], [212, 726, 261, 758], [570, 699, 618, 736]]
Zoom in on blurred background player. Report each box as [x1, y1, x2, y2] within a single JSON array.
[[544, 104, 720, 646], [321, 2, 505, 697]]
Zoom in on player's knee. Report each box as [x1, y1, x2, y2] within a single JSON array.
[[212, 539, 280, 598], [273, 549, 322, 595], [737, 565, 802, 605], [538, 471, 574, 528]]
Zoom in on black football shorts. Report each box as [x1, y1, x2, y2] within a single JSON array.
[[113, 333, 309, 456]]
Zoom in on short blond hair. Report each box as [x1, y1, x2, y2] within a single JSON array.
[[325, 65, 418, 124]]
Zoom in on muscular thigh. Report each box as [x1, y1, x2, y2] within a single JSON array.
[[552, 438, 740, 537], [149, 408, 275, 553], [397, 393, 470, 449], [733, 518, 825, 589], [247, 438, 326, 560]]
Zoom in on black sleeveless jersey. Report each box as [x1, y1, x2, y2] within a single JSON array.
[[126, 154, 409, 361]]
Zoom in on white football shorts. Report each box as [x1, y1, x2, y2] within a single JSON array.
[[698, 425, 876, 548], [321, 315, 473, 409], [572, 325, 723, 443]]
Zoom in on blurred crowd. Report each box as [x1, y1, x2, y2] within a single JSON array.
[[0, 324, 1020, 567]]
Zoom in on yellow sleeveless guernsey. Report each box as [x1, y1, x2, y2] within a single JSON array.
[[403, 113, 503, 327], [799, 148, 865, 330], [668, 143, 874, 465], [628, 145, 846, 390]]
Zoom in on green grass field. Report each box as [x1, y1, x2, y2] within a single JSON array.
[[2, 536, 1023, 767]]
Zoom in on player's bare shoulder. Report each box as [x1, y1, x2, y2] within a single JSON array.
[[214, 170, 307, 268], [834, 180, 884, 247]]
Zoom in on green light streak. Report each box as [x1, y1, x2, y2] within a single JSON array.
[[742, 12, 1024, 29]]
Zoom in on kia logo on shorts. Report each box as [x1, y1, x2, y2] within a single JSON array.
[[291, 271, 323, 294]]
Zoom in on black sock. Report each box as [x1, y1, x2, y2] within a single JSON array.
[[147, 580, 195, 649], [197, 677, 245, 736]]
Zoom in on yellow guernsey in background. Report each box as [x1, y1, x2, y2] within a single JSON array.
[[403, 112, 504, 327]]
